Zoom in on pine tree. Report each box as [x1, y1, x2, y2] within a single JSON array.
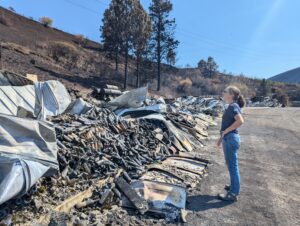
[[132, 2, 152, 88], [101, 0, 124, 71], [149, 0, 179, 91], [101, 0, 137, 89], [197, 59, 207, 75], [259, 79, 271, 96], [206, 56, 218, 78], [121, 0, 136, 89], [166, 48, 176, 66]]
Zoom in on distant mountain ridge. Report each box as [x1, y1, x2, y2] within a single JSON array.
[[269, 67, 300, 84]]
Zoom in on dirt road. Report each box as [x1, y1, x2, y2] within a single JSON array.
[[186, 108, 300, 226]]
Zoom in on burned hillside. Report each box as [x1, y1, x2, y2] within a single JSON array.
[[1, 7, 299, 101]]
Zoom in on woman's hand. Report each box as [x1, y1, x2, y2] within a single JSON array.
[[221, 130, 226, 138], [217, 137, 222, 149], [221, 129, 230, 139], [217, 131, 226, 149]]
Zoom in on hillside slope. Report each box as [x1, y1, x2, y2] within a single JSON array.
[[0, 6, 300, 100], [0, 7, 258, 96], [0, 6, 127, 93], [269, 67, 300, 84]]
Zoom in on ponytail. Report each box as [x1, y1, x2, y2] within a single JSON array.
[[237, 95, 245, 108], [225, 85, 245, 108]]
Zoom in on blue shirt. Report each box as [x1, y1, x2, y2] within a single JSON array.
[[221, 103, 242, 134]]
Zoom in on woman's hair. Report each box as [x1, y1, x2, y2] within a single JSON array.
[[225, 86, 246, 108]]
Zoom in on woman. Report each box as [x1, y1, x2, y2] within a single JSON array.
[[217, 86, 245, 201]]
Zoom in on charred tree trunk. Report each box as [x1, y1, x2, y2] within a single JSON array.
[[0, 43, 2, 70], [124, 41, 129, 89], [115, 48, 119, 71], [136, 54, 140, 88], [157, 17, 162, 92]]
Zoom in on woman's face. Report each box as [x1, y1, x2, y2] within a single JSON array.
[[222, 89, 234, 103]]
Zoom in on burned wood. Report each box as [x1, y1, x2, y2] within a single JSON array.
[[0, 88, 222, 225], [146, 166, 185, 182]]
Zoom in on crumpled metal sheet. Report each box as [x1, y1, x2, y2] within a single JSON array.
[[122, 180, 186, 212], [63, 98, 93, 115], [34, 81, 71, 120], [0, 85, 36, 116], [108, 86, 148, 108], [0, 81, 71, 120], [115, 104, 167, 118], [0, 114, 58, 205]]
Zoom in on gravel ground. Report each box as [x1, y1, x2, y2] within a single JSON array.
[[184, 107, 300, 226]]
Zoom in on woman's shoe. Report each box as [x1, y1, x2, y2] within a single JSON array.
[[224, 185, 230, 191], [218, 192, 238, 201]]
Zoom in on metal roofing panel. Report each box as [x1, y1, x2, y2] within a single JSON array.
[[12, 86, 36, 109], [0, 86, 35, 115]]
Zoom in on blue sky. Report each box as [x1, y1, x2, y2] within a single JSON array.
[[0, 0, 299, 78]]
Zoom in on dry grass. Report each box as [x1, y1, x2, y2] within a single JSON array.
[[47, 41, 80, 69], [39, 17, 53, 27], [177, 78, 193, 93], [155, 68, 262, 98], [179, 77, 193, 86], [48, 41, 79, 58], [46, 41, 99, 72], [74, 34, 87, 46], [0, 17, 10, 26], [1, 42, 31, 55]]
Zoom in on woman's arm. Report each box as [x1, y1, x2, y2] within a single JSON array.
[[222, 114, 244, 137]]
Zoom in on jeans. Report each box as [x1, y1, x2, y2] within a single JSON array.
[[222, 132, 241, 195]]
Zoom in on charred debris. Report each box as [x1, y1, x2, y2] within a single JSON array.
[[0, 77, 224, 225]]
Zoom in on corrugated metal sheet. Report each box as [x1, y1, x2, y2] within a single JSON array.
[[0, 113, 58, 205], [0, 81, 71, 118], [0, 85, 35, 115]]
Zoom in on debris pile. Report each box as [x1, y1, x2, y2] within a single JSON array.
[[0, 69, 33, 86], [249, 96, 282, 107], [170, 96, 224, 116], [91, 84, 122, 101], [0, 84, 224, 225], [52, 107, 173, 182]]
